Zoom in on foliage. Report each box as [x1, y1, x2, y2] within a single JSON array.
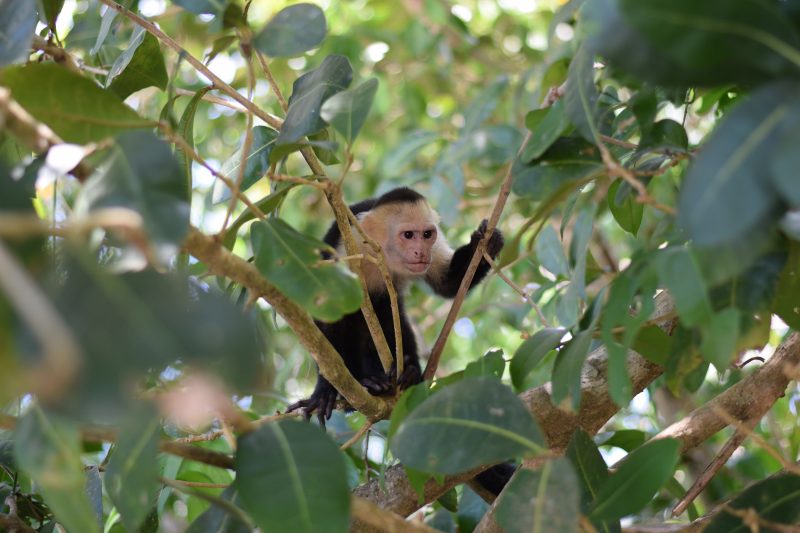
[[0, 0, 799, 532]]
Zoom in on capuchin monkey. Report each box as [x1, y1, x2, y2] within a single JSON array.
[[287, 187, 504, 426]]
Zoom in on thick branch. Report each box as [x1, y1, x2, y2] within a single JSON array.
[[352, 497, 439, 533], [183, 227, 390, 421]]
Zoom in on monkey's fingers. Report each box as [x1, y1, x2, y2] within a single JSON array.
[[399, 365, 422, 389], [361, 376, 394, 395], [286, 398, 314, 415], [486, 229, 504, 258]]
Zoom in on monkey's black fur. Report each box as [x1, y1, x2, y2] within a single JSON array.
[[288, 188, 504, 426]]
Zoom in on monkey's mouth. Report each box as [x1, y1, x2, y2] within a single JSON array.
[[406, 262, 430, 273]]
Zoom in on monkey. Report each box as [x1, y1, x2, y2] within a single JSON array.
[[287, 187, 504, 426]]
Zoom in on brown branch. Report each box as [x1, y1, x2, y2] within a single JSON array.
[[182, 226, 390, 421], [341, 421, 373, 451], [352, 497, 440, 533]]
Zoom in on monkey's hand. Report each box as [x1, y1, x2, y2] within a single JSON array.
[[398, 364, 423, 390], [471, 219, 504, 259], [360, 373, 395, 395], [286, 379, 338, 428]]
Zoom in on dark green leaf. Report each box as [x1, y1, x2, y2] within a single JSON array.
[[391, 378, 543, 474], [0, 63, 151, 144], [630, 326, 672, 366], [775, 243, 800, 329], [704, 473, 800, 533], [678, 81, 800, 246], [172, 0, 228, 16], [535, 225, 570, 278], [75, 131, 189, 261], [177, 86, 212, 196], [38, 0, 65, 32], [654, 248, 712, 327], [187, 485, 251, 533], [495, 460, 580, 533], [699, 307, 740, 371], [607, 179, 643, 235], [512, 159, 604, 200], [619, 0, 800, 85], [464, 349, 505, 380], [222, 183, 296, 250], [218, 126, 279, 199], [566, 429, 621, 533], [0, 0, 36, 66], [107, 28, 168, 99], [590, 438, 680, 521], [510, 328, 567, 391], [250, 219, 361, 321], [236, 421, 350, 533], [14, 408, 100, 533], [600, 429, 648, 452], [253, 3, 327, 57], [320, 78, 378, 144], [105, 412, 160, 532], [388, 383, 431, 439], [551, 331, 592, 410], [521, 101, 568, 163], [564, 45, 600, 143], [639, 119, 688, 152], [457, 487, 489, 533], [273, 54, 353, 157], [771, 120, 800, 206]]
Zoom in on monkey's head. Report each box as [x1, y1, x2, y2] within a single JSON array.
[[360, 188, 445, 277]]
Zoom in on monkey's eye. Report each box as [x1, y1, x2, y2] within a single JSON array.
[[403, 231, 414, 239], [423, 230, 433, 239]]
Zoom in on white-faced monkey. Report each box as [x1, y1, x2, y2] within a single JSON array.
[[287, 187, 504, 425]]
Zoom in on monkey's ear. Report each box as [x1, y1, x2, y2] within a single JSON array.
[[360, 210, 388, 244]]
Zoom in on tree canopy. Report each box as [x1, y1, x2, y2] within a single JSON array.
[[1, 0, 800, 532]]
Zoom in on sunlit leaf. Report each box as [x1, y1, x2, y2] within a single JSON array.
[[495, 460, 580, 533], [590, 438, 680, 521], [320, 78, 378, 144], [236, 421, 350, 533], [250, 219, 361, 321], [254, 3, 327, 57], [391, 378, 543, 474]]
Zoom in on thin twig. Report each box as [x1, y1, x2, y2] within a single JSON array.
[[255, 51, 289, 113], [341, 421, 373, 450], [482, 252, 549, 326]]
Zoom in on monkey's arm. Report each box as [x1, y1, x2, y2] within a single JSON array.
[[426, 219, 503, 298]]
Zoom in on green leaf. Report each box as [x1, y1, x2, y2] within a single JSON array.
[[273, 54, 353, 159], [391, 378, 543, 475], [462, 76, 508, 133], [564, 45, 600, 143], [107, 28, 168, 99], [521, 101, 569, 163], [775, 243, 800, 329], [236, 421, 350, 533], [654, 247, 712, 327], [187, 485, 251, 533], [704, 473, 800, 533], [770, 119, 800, 206], [105, 412, 160, 532], [495, 460, 580, 533], [678, 81, 800, 246], [253, 3, 327, 57], [75, 131, 189, 261], [177, 86, 212, 196], [630, 325, 673, 366], [464, 348, 505, 380], [388, 383, 432, 439], [0, 0, 36, 66], [600, 430, 648, 452], [222, 183, 296, 250], [379, 130, 440, 178], [218, 126, 279, 199], [619, 0, 800, 85], [512, 159, 604, 200], [699, 307, 740, 371], [510, 328, 567, 392], [535, 225, 570, 278], [607, 179, 643, 235], [457, 487, 489, 533], [250, 219, 361, 321], [90, 6, 118, 55], [590, 438, 681, 521], [172, 0, 228, 16], [14, 408, 100, 533], [0, 63, 152, 144], [551, 331, 592, 410], [566, 429, 621, 533], [320, 78, 378, 144], [38, 0, 65, 32]]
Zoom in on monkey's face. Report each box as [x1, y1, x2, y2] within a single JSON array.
[[389, 223, 437, 274]]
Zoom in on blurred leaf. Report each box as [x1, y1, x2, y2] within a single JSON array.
[[551, 331, 592, 410], [535, 225, 570, 278], [172, 0, 227, 16], [463, 76, 508, 133], [699, 307, 740, 371], [250, 219, 361, 321], [512, 137, 603, 200], [704, 474, 800, 533], [0, 63, 151, 143], [619, 0, 800, 85], [495, 460, 580, 533], [105, 412, 160, 532], [679, 81, 800, 247], [639, 119, 688, 152], [38, 0, 65, 32], [521, 101, 568, 163], [388, 383, 431, 439], [391, 378, 543, 475], [222, 183, 296, 249], [464, 348, 505, 380], [590, 438, 680, 521], [457, 487, 489, 533], [607, 179, 643, 235], [380, 130, 440, 177], [75, 131, 189, 262], [0, 0, 36, 66], [600, 429, 648, 452], [216, 126, 279, 201], [630, 325, 672, 366], [510, 328, 567, 392], [273, 54, 353, 158], [775, 243, 800, 329], [253, 3, 327, 57], [236, 421, 349, 533], [565, 45, 600, 143], [655, 247, 712, 327], [187, 485, 252, 533], [320, 78, 378, 144], [14, 408, 100, 533], [85, 466, 103, 527], [90, 6, 117, 55], [107, 28, 168, 99], [566, 429, 621, 533], [177, 86, 211, 194]]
